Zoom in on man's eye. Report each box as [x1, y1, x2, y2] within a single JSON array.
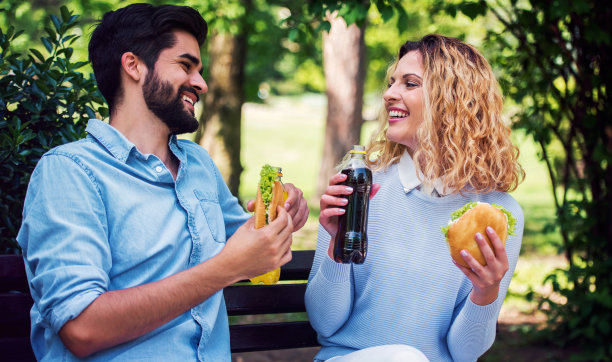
[[180, 62, 191, 70]]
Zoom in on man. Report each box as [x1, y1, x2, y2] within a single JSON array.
[[17, 4, 308, 361]]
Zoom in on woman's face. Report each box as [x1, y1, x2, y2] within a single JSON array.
[[383, 50, 424, 151]]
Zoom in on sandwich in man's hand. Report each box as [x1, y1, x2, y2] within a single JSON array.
[[249, 164, 286, 284]]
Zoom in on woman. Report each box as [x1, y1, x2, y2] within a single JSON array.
[[305, 34, 525, 362]]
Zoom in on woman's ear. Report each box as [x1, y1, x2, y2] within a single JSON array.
[[120, 52, 145, 82]]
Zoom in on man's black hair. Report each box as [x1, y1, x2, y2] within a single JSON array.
[[88, 3, 207, 112]]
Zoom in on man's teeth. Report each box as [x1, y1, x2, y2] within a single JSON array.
[[389, 110, 408, 118], [182, 95, 194, 105]]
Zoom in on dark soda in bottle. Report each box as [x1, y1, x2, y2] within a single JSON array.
[[333, 145, 372, 264]]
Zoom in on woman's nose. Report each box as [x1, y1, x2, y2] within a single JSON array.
[[383, 83, 399, 103]]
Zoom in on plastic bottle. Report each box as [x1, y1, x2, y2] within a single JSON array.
[[333, 145, 372, 264]]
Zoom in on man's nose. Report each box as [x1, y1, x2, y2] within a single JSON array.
[[191, 73, 208, 94]]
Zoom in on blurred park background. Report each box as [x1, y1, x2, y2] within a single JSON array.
[[1, 0, 610, 360]]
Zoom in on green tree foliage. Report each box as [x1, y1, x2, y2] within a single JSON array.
[[0, 7, 107, 254], [438, 0, 612, 358]]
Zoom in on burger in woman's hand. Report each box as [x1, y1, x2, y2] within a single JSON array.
[[441, 202, 517, 267]]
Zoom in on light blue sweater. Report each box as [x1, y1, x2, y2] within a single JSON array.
[[305, 163, 523, 362]]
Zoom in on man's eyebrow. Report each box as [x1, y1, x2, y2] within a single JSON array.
[[179, 53, 200, 65], [178, 53, 204, 75]]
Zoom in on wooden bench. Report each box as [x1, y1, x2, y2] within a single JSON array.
[[0, 250, 319, 360]]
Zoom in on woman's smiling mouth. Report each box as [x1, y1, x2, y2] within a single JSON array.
[[388, 107, 409, 122]]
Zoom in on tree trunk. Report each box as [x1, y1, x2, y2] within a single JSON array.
[[316, 13, 367, 196], [195, 31, 246, 199]]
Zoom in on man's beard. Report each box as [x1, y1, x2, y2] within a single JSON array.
[[142, 70, 199, 135]]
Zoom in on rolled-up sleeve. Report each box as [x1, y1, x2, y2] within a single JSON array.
[[18, 152, 111, 333]]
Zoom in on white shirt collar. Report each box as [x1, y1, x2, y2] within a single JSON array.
[[397, 151, 449, 196]]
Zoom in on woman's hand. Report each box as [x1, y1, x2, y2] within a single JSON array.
[[319, 173, 380, 259], [453, 226, 509, 306]]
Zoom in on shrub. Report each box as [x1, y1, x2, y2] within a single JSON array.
[[0, 6, 107, 254]]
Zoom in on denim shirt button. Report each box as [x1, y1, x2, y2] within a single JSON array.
[[155, 166, 163, 173]]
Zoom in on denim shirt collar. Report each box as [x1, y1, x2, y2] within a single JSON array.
[[85, 119, 185, 164], [397, 150, 449, 196]]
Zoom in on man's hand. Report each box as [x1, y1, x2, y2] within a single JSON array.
[[221, 206, 294, 281]]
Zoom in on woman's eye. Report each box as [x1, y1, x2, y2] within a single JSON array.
[[406, 82, 418, 88]]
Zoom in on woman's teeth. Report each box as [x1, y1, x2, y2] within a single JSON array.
[[389, 110, 408, 118]]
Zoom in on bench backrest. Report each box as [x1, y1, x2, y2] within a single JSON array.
[[226, 249, 318, 352], [0, 250, 318, 359], [0, 255, 35, 361]]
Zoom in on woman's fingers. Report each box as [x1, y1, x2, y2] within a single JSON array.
[[329, 172, 348, 186], [370, 183, 380, 199], [474, 232, 497, 267], [486, 226, 508, 263]]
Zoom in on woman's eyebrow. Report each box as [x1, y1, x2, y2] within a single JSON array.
[[402, 73, 422, 80]]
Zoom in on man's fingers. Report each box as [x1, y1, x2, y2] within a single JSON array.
[[246, 199, 255, 213], [283, 183, 300, 207]]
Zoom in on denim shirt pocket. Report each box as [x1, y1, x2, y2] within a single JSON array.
[[193, 189, 227, 243]]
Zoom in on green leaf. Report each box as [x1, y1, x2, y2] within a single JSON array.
[[288, 28, 299, 42], [68, 15, 80, 25], [29, 49, 45, 63], [61, 35, 77, 45], [458, 2, 486, 20], [316, 21, 331, 33], [60, 6, 72, 23], [44, 27, 56, 40], [41, 37, 53, 53], [50, 14, 62, 33], [377, 2, 394, 22], [395, 7, 409, 32]]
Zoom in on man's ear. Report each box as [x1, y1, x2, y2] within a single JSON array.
[[120, 52, 146, 82]]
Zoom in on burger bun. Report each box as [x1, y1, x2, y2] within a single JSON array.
[[447, 203, 508, 267]]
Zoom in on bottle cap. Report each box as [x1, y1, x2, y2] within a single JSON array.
[[350, 145, 366, 154]]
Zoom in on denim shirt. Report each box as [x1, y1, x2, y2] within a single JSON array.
[[17, 119, 250, 361]]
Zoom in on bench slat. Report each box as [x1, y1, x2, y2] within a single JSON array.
[[278, 250, 315, 281], [225, 284, 307, 315], [0, 255, 28, 293], [229, 321, 319, 352], [0, 293, 33, 338], [0, 337, 36, 361]]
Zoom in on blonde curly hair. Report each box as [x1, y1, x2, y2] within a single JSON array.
[[366, 34, 524, 193]]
